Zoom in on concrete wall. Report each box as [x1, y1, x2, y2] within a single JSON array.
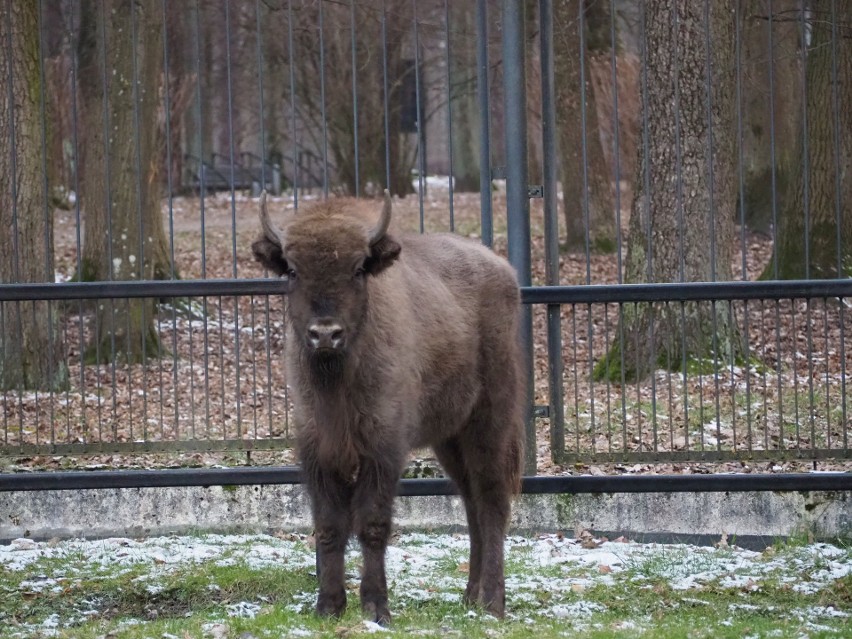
[[2, 485, 849, 548]]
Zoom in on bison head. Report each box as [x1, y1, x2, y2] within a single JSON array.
[[252, 191, 401, 363]]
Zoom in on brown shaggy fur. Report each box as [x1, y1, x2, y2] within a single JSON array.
[[252, 194, 523, 623]]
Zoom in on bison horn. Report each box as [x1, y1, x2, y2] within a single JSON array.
[[259, 190, 285, 248], [368, 189, 393, 246]]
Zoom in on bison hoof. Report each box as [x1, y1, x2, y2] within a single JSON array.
[[463, 581, 480, 607], [363, 600, 392, 626], [316, 590, 347, 618], [480, 593, 506, 619], [483, 600, 505, 619]]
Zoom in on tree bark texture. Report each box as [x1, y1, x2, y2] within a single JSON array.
[[553, 0, 616, 253], [78, 0, 168, 363], [597, 0, 743, 382], [738, 0, 800, 234], [765, 1, 852, 279], [0, 0, 66, 390]]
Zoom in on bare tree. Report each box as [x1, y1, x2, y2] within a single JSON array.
[[77, 0, 171, 363], [763, 1, 852, 279], [286, 0, 416, 197], [596, 0, 743, 381], [554, 0, 617, 253], [0, 0, 66, 390]]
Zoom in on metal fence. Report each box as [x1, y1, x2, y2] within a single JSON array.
[[0, 0, 849, 474]]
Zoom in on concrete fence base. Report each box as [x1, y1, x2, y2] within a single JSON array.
[[2, 485, 849, 548]]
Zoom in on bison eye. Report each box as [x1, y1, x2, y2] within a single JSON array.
[[354, 266, 366, 279], [287, 268, 298, 280]]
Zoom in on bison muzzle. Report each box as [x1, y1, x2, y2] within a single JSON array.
[[252, 190, 524, 623]]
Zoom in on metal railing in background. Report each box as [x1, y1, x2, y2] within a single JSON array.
[[0, 1, 849, 479]]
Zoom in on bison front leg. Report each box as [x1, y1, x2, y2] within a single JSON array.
[[352, 461, 398, 625], [307, 476, 353, 619]]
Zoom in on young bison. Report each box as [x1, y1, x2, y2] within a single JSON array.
[[252, 191, 523, 623]]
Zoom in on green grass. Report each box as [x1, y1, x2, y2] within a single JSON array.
[[1, 532, 850, 638]]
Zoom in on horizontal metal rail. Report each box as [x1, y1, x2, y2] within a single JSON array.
[[0, 279, 850, 303], [1, 467, 849, 493]]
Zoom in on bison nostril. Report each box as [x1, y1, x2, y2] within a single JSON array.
[[307, 322, 345, 350]]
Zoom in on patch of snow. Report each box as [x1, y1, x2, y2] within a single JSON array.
[[227, 601, 262, 618]]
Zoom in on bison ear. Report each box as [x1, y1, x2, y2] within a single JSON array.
[[252, 236, 289, 277], [253, 190, 290, 277], [364, 234, 401, 276]]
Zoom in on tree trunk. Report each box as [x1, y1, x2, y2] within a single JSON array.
[[448, 1, 480, 193], [525, 0, 542, 185], [78, 0, 168, 363], [554, 0, 616, 253], [596, 0, 743, 382], [763, 1, 852, 279], [738, 0, 799, 234], [0, 0, 66, 390]]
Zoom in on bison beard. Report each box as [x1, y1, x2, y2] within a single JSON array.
[[252, 191, 524, 624]]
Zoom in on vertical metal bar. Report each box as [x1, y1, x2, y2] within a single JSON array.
[[444, 0, 455, 231], [191, 0, 207, 440], [318, 0, 329, 198], [829, 0, 843, 277], [254, 0, 269, 440], [349, 0, 360, 197], [501, 0, 535, 474], [35, 0, 56, 442], [539, 0, 563, 464], [703, 0, 717, 282], [767, 0, 779, 278], [129, 0, 146, 441], [609, 0, 623, 282], [96, 0, 119, 437], [639, 2, 652, 281], [287, 0, 299, 207], [159, 0, 175, 441], [791, 299, 801, 453], [578, 1, 592, 278], [799, 0, 810, 279], [413, 0, 425, 232], [735, 1, 748, 280], [67, 3, 86, 441], [475, 0, 493, 247], [381, 0, 391, 191], [672, 1, 685, 284], [224, 1, 242, 438]]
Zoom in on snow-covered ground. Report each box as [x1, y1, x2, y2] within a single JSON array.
[[3, 531, 850, 636]]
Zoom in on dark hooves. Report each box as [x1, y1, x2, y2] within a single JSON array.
[[363, 601, 392, 626], [316, 592, 347, 618]]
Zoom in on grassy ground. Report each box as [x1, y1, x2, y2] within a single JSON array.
[[2, 530, 850, 638]]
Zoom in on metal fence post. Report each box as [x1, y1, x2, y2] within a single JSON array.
[[539, 0, 564, 464], [476, 0, 493, 247], [501, 0, 536, 475]]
